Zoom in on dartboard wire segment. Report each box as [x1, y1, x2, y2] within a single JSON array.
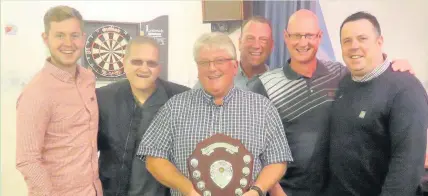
[[85, 25, 132, 78]]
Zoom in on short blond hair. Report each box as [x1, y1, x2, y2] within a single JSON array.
[[43, 5, 84, 33]]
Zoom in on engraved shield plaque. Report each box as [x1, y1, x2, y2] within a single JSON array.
[[187, 133, 254, 196]]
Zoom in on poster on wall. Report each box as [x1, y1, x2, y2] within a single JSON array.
[[140, 15, 169, 80], [81, 15, 169, 82]]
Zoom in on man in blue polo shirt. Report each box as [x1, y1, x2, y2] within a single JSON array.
[[249, 9, 413, 196]]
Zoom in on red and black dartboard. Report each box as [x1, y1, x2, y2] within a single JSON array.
[[84, 25, 131, 78]]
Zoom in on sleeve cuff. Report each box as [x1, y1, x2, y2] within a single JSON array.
[[263, 156, 293, 167], [136, 147, 169, 160]]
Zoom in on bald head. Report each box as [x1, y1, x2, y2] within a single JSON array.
[[283, 9, 323, 65], [287, 9, 320, 32]]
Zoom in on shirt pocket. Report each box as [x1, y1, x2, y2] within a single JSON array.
[[86, 87, 99, 120], [48, 105, 92, 146]]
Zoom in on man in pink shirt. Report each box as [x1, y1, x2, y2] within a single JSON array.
[[16, 5, 102, 196]]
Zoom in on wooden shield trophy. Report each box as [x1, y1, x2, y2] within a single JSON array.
[[187, 133, 254, 196]]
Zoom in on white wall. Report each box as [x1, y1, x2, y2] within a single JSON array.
[[1, 0, 427, 195], [1, 1, 212, 89], [320, 0, 428, 84]]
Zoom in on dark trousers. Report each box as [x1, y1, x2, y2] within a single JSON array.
[[418, 169, 428, 196]]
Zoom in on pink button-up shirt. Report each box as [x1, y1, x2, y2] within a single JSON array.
[[16, 59, 102, 196]]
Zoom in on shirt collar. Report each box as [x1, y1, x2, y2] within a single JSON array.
[[238, 62, 269, 78], [282, 58, 330, 80], [43, 58, 82, 83], [201, 85, 237, 106], [352, 58, 391, 82], [133, 79, 168, 107]]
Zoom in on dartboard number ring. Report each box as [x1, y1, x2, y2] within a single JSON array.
[[85, 25, 131, 77]]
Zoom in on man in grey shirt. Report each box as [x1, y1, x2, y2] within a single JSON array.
[[136, 32, 293, 196]]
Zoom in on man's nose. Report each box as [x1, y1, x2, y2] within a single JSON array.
[[297, 36, 309, 46], [138, 62, 151, 71], [63, 36, 72, 46], [251, 39, 262, 49], [350, 39, 359, 49], [207, 62, 218, 71]]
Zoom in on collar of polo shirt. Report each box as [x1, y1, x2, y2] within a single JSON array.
[[283, 58, 330, 80]]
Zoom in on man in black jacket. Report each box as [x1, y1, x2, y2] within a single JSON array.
[[96, 36, 189, 196]]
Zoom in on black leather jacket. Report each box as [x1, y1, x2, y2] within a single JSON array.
[[96, 79, 189, 196]]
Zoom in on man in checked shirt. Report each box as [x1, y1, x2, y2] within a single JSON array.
[[16, 6, 102, 196], [136, 32, 293, 196]]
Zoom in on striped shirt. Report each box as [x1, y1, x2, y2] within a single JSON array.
[[352, 58, 391, 82], [136, 87, 293, 196], [16, 59, 102, 196], [256, 59, 346, 122], [249, 59, 347, 193]]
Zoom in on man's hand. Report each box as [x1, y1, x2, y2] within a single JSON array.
[[146, 157, 197, 196], [186, 189, 201, 196], [268, 183, 287, 196], [242, 189, 259, 196], [391, 59, 414, 74]]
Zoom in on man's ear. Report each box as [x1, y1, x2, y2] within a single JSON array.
[[318, 30, 324, 40], [42, 32, 48, 45], [238, 35, 243, 52], [377, 35, 384, 47], [232, 60, 238, 76], [269, 37, 274, 51], [283, 29, 289, 45]]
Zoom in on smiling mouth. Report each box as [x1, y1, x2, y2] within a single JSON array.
[[60, 50, 75, 55], [296, 48, 310, 53], [249, 52, 261, 56], [350, 55, 363, 59], [208, 75, 222, 80], [136, 73, 151, 78]]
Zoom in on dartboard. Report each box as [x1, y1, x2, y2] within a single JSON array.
[[85, 25, 131, 78]]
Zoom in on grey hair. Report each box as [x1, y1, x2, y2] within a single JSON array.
[[124, 36, 160, 60], [193, 32, 236, 62]]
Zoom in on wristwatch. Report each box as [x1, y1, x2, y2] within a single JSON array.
[[249, 185, 264, 196]]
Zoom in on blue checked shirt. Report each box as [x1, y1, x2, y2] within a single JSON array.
[[136, 87, 293, 196], [352, 58, 391, 82]]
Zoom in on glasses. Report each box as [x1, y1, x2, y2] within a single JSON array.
[[196, 58, 234, 68], [287, 32, 320, 41], [130, 59, 159, 68]]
